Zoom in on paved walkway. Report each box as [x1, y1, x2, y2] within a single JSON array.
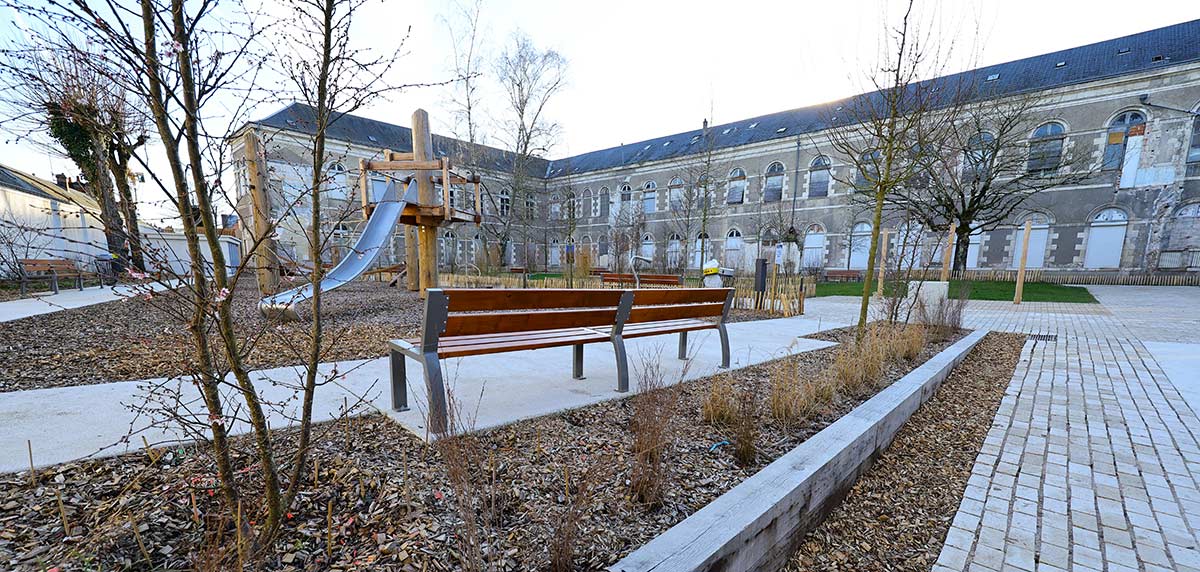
[[930, 286, 1200, 572], [0, 314, 842, 472], [0, 281, 176, 323]]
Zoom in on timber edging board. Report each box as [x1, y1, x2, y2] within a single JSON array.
[[610, 328, 989, 572]]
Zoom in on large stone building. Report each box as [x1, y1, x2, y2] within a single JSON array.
[[234, 19, 1200, 275]]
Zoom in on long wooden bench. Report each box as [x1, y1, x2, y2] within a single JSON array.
[[18, 258, 94, 296], [389, 287, 734, 433], [824, 269, 863, 282], [600, 272, 684, 286]]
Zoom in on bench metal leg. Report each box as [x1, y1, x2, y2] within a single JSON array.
[[389, 349, 409, 411], [50, 271, 59, 295], [717, 323, 731, 368], [422, 352, 449, 434], [572, 344, 584, 380], [677, 331, 688, 360], [612, 335, 629, 392], [76, 275, 84, 291]]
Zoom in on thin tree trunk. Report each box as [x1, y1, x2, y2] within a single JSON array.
[[109, 146, 145, 271]]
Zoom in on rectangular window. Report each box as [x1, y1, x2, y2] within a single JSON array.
[[642, 191, 656, 214], [763, 175, 783, 203], [1188, 116, 1200, 164], [1028, 139, 1063, 175], [1103, 128, 1126, 170], [726, 180, 745, 204], [808, 170, 829, 197]]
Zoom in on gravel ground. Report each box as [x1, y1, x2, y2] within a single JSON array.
[[786, 332, 1026, 572], [0, 326, 966, 571], [0, 281, 423, 392]]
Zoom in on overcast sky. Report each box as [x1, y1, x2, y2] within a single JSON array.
[[1, 0, 1196, 222]]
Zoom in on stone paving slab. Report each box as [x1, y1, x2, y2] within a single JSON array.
[[0, 314, 842, 473], [932, 286, 1200, 572]]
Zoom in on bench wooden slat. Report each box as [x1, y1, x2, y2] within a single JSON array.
[[443, 288, 625, 312], [631, 288, 729, 306], [628, 302, 726, 324], [423, 325, 606, 348], [444, 307, 619, 337], [438, 330, 610, 358]]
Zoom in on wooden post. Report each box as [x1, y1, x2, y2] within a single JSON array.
[[411, 110, 438, 297], [358, 158, 370, 221], [387, 149, 420, 292], [243, 130, 280, 295], [1014, 220, 1033, 305], [940, 222, 957, 282], [876, 229, 889, 298]]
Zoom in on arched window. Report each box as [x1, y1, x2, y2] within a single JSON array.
[[1085, 208, 1129, 268], [498, 188, 511, 217], [848, 222, 872, 269], [1028, 122, 1066, 176], [325, 162, 349, 201], [808, 156, 831, 197], [582, 188, 593, 220], [668, 176, 685, 211], [550, 238, 561, 267], [1177, 203, 1200, 218], [802, 223, 826, 268], [598, 186, 611, 218], [856, 150, 881, 190], [964, 132, 995, 182], [1103, 111, 1146, 170], [666, 233, 683, 268], [619, 183, 633, 206], [640, 233, 655, 260], [642, 186, 656, 214], [727, 167, 747, 204], [763, 161, 785, 203], [439, 230, 456, 266], [549, 193, 562, 220], [693, 232, 711, 268], [643, 180, 657, 190], [725, 228, 744, 267], [598, 233, 610, 256]]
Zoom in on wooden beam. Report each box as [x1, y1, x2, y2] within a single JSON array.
[[1014, 220, 1032, 305], [412, 109, 438, 296], [364, 158, 446, 172], [243, 129, 279, 295], [358, 158, 370, 221]]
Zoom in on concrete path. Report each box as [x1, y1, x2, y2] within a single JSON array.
[[0, 281, 176, 323], [932, 286, 1200, 572], [0, 314, 842, 473]]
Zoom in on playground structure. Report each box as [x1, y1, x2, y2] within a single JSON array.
[[255, 109, 482, 319]]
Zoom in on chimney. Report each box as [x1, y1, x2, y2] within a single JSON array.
[[702, 119, 708, 131], [55, 173, 67, 189]]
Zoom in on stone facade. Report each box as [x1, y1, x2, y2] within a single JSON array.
[[232, 22, 1200, 275]]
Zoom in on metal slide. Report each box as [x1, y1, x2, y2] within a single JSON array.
[[259, 179, 417, 320]]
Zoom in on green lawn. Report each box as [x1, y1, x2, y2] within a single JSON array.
[[813, 279, 1097, 303]]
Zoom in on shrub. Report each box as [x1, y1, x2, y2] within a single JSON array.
[[917, 283, 968, 340], [701, 373, 738, 426], [898, 324, 926, 360], [629, 356, 676, 506], [768, 359, 808, 426], [732, 396, 758, 467], [549, 457, 606, 572]]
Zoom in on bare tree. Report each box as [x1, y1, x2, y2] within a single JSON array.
[[826, 0, 946, 338], [485, 33, 566, 271], [668, 119, 724, 272], [885, 89, 1095, 270]]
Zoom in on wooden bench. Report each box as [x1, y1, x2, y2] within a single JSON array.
[[824, 269, 863, 282], [18, 258, 93, 296], [600, 272, 684, 286], [389, 287, 734, 433]]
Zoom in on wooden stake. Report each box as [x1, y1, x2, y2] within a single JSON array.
[[27, 440, 35, 486], [876, 229, 889, 298], [236, 500, 244, 569], [940, 222, 957, 282], [190, 490, 200, 525], [326, 499, 334, 559], [1014, 220, 1033, 305], [412, 109, 439, 297], [130, 516, 152, 565], [142, 435, 159, 464], [54, 488, 69, 535], [313, 457, 320, 487]]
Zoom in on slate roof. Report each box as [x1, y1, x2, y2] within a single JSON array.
[[251, 19, 1200, 180], [0, 163, 57, 201]]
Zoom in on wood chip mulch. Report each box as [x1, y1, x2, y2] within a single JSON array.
[[0, 281, 423, 393], [0, 327, 967, 571], [785, 331, 1026, 572]]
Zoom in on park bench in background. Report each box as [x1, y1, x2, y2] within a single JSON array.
[[824, 269, 863, 282], [18, 258, 94, 296], [389, 287, 733, 433], [600, 272, 684, 286]]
